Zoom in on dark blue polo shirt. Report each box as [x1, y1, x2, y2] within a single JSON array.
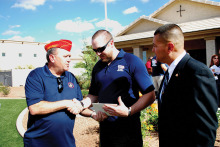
[[89, 49, 154, 105], [24, 64, 82, 147], [89, 49, 154, 146]]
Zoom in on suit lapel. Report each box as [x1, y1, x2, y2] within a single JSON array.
[[169, 54, 190, 84], [158, 53, 191, 109]]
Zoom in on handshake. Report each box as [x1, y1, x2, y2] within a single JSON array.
[[65, 96, 131, 119], [66, 98, 85, 115]]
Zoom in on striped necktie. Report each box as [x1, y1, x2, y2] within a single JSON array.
[[159, 72, 169, 102]]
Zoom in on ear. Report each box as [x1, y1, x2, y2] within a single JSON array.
[[167, 42, 174, 54], [49, 54, 56, 63], [109, 40, 114, 47]]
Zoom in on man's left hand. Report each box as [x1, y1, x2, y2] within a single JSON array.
[[103, 96, 129, 117]]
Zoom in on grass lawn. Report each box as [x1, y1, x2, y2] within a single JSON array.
[[0, 99, 27, 147]]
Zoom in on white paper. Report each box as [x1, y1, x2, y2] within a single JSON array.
[[91, 103, 117, 116]]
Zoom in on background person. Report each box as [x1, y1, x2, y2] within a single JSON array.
[[153, 24, 218, 146], [146, 56, 153, 75], [151, 55, 168, 95], [23, 39, 83, 147], [209, 54, 220, 105], [73, 30, 155, 147]]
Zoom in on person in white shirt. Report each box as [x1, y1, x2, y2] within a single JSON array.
[[209, 54, 220, 79]]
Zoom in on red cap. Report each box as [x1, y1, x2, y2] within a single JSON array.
[[44, 39, 72, 52]]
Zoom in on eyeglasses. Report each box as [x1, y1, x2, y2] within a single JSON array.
[[57, 77, 63, 93], [93, 38, 112, 53]]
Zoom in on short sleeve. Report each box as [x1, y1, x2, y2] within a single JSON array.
[[125, 54, 154, 94], [25, 70, 45, 106]]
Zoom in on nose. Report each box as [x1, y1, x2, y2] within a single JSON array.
[[96, 52, 101, 56], [67, 56, 71, 62]]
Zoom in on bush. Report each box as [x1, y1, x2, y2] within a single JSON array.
[[26, 65, 35, 69], [0, 83, 11, 96], [217, 109, 220, 127], [82, 80, 90, 90], [0, 86, 11, 96], [141, 103, 158, 137], [81, 89, 89, 98]]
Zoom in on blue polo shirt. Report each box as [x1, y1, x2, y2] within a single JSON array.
[[24, 64, 82, 147], [89, 49, 154, 105], [89, 49, 154, 146]]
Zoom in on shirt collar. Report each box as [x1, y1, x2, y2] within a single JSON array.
[[168, 50, 186, 79], [43, 63, 65, 78], [116, 49, 125, 59]]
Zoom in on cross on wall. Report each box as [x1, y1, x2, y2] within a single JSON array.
[[176, 5, 185, 17]]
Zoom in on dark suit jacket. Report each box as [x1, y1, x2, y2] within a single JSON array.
[[158, 54, 218, 147]]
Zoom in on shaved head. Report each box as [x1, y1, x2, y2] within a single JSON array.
[[92, 30, 112, 43], [154, 24, 184, 50]]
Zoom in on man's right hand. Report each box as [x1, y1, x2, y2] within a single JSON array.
[[67, 99, 84, 115]]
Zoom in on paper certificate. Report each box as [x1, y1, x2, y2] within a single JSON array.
[[91, 103, 117, 116]]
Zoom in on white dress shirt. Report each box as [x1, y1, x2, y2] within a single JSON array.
[[168, 50, 186, 81]]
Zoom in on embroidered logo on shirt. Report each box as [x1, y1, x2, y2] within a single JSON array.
[[117, 65, 125, 71], [68, 82, 74, 88]]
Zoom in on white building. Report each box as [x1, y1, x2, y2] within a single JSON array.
[[0, 40, 46, 70], [114, 0, 220, 66], [0, 40, 84, 86]]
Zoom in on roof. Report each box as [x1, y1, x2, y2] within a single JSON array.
[[0, 40, 47, 45], [114, 0, 220, 43], [116, 16, 170, 36], [114, 16, 220, 42]]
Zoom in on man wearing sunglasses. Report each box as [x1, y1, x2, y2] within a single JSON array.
[[24, 39, 83, 147], [78, 30, 156, 147]]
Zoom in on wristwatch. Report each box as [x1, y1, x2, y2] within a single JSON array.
[[80, 101, 84, 108], [90, 111, 95, 118], [128, 107, 131, 116]]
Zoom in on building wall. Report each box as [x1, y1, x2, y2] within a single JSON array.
[[0, 40, 84, 87], [0, 42, 46, 70], [155, 1, 220, 23]]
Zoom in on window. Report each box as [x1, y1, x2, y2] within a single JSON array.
[[2, 53, 5, 57], [19, 53, 22, 57], [34, 54, 37, 57]]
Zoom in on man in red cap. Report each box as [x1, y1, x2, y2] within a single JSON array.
[[24, 39, 83, 147]]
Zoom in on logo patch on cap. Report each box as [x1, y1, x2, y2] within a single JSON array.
[[68, 82, 74, 88]]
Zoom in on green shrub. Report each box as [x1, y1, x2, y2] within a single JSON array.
[[82, 80, 90, 90], [0, 83, 11, 96], [26, 65, 35, 69], [81, 89, 89, 98], [217, 109, 220, 127], [1, 86, 10, 96], [141, 103, 158, 137]]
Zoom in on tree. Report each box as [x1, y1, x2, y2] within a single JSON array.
[[74, 42, 99, 95]]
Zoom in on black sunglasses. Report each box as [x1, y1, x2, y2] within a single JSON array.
[[93, 38, 112, 53], [57, 77, 63, 93]]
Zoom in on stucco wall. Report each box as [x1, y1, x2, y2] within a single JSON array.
[[155, 1, 220, 23]]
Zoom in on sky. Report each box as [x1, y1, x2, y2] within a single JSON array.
[[1, 0, 220, 56]]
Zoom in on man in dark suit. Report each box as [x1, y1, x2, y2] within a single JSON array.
[[152, 24, 218, 147]]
